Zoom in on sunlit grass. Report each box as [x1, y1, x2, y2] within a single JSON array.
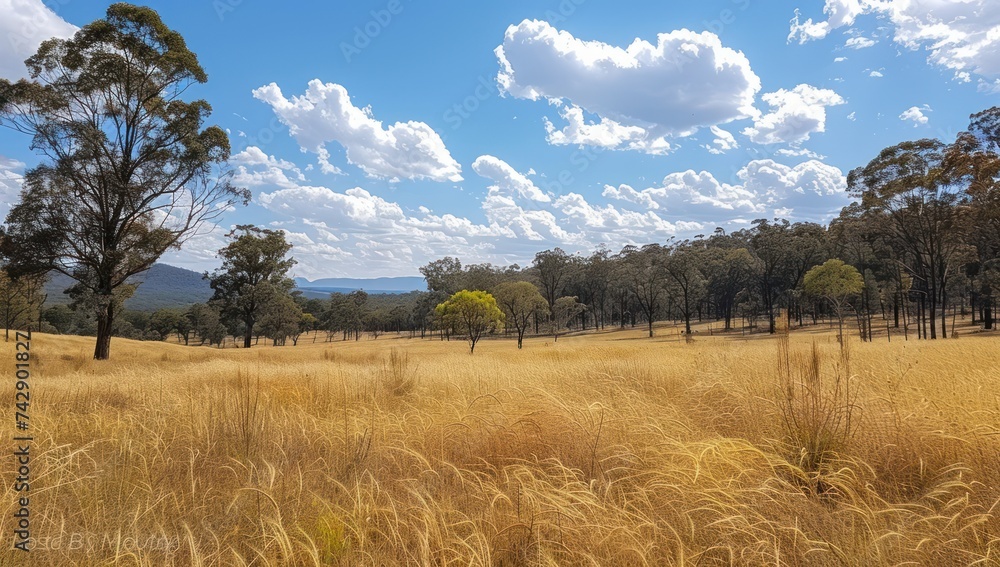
[[2, 324, 999, 565]]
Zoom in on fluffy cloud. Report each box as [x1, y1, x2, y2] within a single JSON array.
[[742, 84, 845, 145], [232, 146, 298, 170], [788, 0, 869, 43], [472, 155, 551, 202], [543, 103, 674, 155], [554, 193, 702, 237], [605, 170, 760, 217], [739, 159, 846, 202], [790, 1, 1000, 85], [704, 126, 739, 155], [0, 156, 24, 218], [845, 36, 875, 49], [899, 105, 931, 126], [496, 19, 760, 152], [775, 147, 826, 159], [0, 0, 77, 79], [253, 80, 462, 182], [231, 146, 305, 189], [604, 159, 848, 221]]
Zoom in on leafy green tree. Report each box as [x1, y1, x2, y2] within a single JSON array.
[[187, 302, 226, 346], [803, 259, 865, 342], [0, 270, 45, 340], [348, 290, 369, 340], [551, 296, 586, 341], [299, 311, 320, 343], [207, 225, 295, 348], [420, 257, 463, 295], [739, 220, 799, 334], [848, 140, 967, 338], [664, 241, 707, 335], [494, 280, 549, 349], [435, 290, 504, 354], [620, 244, 669, 337], [365, 308, 392, 339], [532, 248, 573, 315], [0, 4, 249, 359], [258, 291, 302, 346], [945, 107, 1000, 330], [149, 308, 185, 343], [703, 235, 754, 330], [42, 304, 74, 334]]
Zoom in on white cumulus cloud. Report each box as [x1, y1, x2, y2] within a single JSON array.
[[704, 126, 740, 155], [495, 19, 761, 152], [0, 0, 77, 79], [790, 0, 1000, 85], [253, 80, 462, 183], [743, 84, 845, 145], [604, 159, 849, 222], [0, 156, 25, 219], [472, 155, 551, 202], [899, 105, 931, 126], [845, 36, 876, 49], [543, 103, 674, 155], [788, 0, 870, 43]]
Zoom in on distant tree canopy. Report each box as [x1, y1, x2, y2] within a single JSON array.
[[494, 281, 548, 349], [0, 269, 45, 340], [0, 4, 248, 359], [551, 296, 585, 341], [207, 225, 296, 348], [435, 290, 504, 354], [804, 259, 864, 341]]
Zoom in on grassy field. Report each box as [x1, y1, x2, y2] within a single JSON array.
[[2, 323, 999, 565]]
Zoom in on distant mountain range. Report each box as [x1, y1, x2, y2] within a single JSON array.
[[293, 276, 426, 295], [43, 265, 426, 312]]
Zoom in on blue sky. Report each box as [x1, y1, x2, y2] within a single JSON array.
[[1, 0, 998, 278]]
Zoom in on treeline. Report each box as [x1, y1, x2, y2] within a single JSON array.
[[416, 106, 1000, 342], [5, 106, 1000, 346], [28, 291, 422, 346]]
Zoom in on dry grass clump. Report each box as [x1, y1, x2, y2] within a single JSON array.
[[0, 326, 999, 565]]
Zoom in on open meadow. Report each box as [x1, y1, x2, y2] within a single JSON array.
[[2, 325, 1000, 566]]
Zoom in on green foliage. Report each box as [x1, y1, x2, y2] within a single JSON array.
[[552, 296, 586, 340], [494, 281, 549, 349], [435, 290, 504, 354], [804, 259, 865, 340], [0, 4, 247, 359], [804, 260, 865, 301], [207, 225, 296, 348], [187, 302, 226, 346], [149, 308, 188, 341], [258, 292, 303, 346], [0, 269, 45, 340]]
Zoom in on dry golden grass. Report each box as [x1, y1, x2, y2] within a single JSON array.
[[1, 324, 999, 565]]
